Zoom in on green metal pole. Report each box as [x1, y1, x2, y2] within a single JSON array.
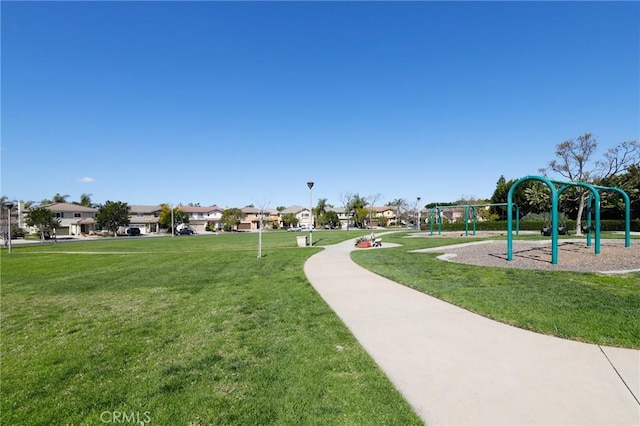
[[464, 206, 469, 236], [551, 193, 558, 264], [472, 206, 477, 236], [586, 194, 593, 248], [429, 208, 435, 236]]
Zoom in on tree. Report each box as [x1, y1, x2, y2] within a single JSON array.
[[25, 207, 60, 242], [221, 208, 244, 231], [281, 212, 298, 228], [524, 182, 551, 213], [322, 210, 340, 229], [344, 194, 368, 228], [387, 198, 407, 227], [314, 198, 331, 228], [354, 207, 369, 228], [598, 163, 640, 219], [96, 201, 131, 236], [540, 134, 639, 234], [490, 175, 535, 219], [376, 215, 389, 227], [158, 204, 189, 232], [367, 193, 382, 227], [78, 193, 93, 207], [339, 192, 356, 230], [52, 193, 70, 203]]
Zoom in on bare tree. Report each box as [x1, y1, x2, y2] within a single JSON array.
[[540, 133, 639, 234], [339, 192, 355, 230], [254, 195, 271, 258], [367, 192, 382, 228]]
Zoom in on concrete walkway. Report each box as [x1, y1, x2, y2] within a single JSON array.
[[304, 238, 640, 425]]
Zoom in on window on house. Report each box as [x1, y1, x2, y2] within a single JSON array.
[[55, 213, 63, 218], [74, 213, 81, 218]]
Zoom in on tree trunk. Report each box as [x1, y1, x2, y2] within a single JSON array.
[[574, 192, 588, 236]]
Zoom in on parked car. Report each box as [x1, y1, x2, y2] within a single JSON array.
[[176, 228, 194, 235], [126, 228, 141, 236], [287, 226, 302, 232]]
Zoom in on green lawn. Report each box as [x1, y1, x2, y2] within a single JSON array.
[[352, 232, 640, 349], [1, 231, 421, 425]]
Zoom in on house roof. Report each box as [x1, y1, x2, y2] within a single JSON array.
[[41, 203, 97, 213], [281, 205, 307, 214], [179, 205, 223, 213], [372, 206, 396, 213], [242, 207, 260, 214], [76, 217, 96, 224], [129, 205, 162, 214]]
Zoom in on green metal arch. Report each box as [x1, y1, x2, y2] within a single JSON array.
[[507, 175, 632, 265], [586, 185, 631, 248], [507, 175, 559, 263], [556, 181, 602, 254], [429, 207, 442, 236], [463, 203, 520, 236]]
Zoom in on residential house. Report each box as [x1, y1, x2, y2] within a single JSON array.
[[40, 203, 98, 236], [180, 205, 224, 233], [238, 207, 278, 230], [128, 205, 162, 234], [368, 206, 396, 227], [327, 207, 352, 229], [280, 205, 313, 229]]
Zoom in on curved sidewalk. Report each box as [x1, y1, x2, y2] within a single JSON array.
[[304, 238, 640, 425]]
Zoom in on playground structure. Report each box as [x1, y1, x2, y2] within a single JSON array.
[[429, 203, 520, 236], [507, 175, 632, 265]]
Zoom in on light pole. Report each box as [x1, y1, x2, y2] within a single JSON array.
[[307, 181, 314, 246], [417, 196, 421, 231], [258, 209, 263, 258], [4, 201, 14, 254]]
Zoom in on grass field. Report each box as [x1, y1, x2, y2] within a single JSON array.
[[3, 229, 639, 424], [1, 231, 422, 425], [352, 232, 640, 349]]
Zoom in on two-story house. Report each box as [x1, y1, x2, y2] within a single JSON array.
[[39, 203, 98, 236], [237, 207, 279, 230], [128, 205, 162, 234], [280, 205, 313, 229], [180, 205, 224, 233]]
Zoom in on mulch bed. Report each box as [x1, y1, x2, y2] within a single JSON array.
[[421, 239, 640, 273]]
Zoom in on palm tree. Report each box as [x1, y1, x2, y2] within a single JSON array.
[[388, 198, 407, 227], [52, 193, 70, 203], [79, 193, 93, 207], [314, 198, 330, 227]]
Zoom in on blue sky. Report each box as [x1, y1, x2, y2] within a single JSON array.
[[2, 1, 638, 209]]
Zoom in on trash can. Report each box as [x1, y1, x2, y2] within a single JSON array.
[[296, 236, 307, 247]]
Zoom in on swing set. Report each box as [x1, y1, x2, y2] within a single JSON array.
[[507, 175, 632, 264], [429, 203, 520, 236]]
